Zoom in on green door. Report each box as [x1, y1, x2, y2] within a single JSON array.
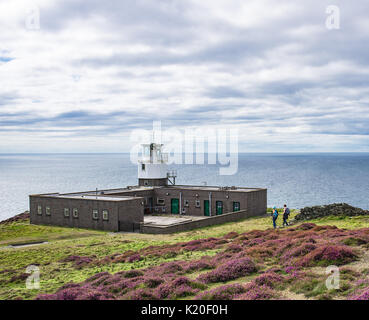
[[171, 198, 179, 214], [216, 201, 223, 215], [204, 200, 210, 216], [233, 202, 240, 212]]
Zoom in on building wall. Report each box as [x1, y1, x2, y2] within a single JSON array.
[[153, 187, 267, 217], [118, 198, 144, 232], [29, 187, 266, 232], [29, 196, 144, 232], [138, 178, 168, 187]]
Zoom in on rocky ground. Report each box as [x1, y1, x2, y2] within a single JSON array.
[[295, 203, 369, 221]]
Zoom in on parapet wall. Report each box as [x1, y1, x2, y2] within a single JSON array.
[[140, 209, 258, 234]]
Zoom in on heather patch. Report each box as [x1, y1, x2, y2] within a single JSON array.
[[125, 288, 159, 300], [348, 278, 369, 300], [342, 236, 368, 246], [198, 257, 257, 283], [289, 272, 328, 298], [36, 285, 114, 300], [225, 244, 243, 253], [123, 270, 144, 278], [184, 258, 214, 273], [280, 243, 318, 266], [297, 245, 358, 267], [349, 288, 369, 300], [3, 212, 369, 300], [144, 277, 164, 288], [60, 255, 95, 269], [237, 283, 281, 300], [155, 277, 206, 299], [253, 272, 284, 289], [194, 284, 246, 300], [8, 273, 29, 284], [223, 232, 239, 239]]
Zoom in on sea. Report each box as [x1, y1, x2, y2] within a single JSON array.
[[1, 153, 369, 221]]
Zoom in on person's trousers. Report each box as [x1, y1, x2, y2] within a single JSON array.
[[273, 219, 277, 229], [283, 218, 289, 226]]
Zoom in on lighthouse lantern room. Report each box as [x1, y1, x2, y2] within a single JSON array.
[[138, 143, 168, 186]]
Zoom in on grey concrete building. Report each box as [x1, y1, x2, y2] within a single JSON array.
[[29, 143, 267, 233]]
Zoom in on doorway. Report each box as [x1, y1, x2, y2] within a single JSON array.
[[171, 198, 179, 214], [204, 200, 210, 216], [216, 201, 223, 215]]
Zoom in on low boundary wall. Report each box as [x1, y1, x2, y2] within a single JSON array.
[[140, 209, 260, 234]]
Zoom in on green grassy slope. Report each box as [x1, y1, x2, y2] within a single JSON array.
[[0, 209, 369, 300]]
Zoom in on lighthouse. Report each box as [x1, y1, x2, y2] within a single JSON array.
[[138, 143, 169, 186]]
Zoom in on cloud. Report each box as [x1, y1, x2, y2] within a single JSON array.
[[0, 0, 368, 152]]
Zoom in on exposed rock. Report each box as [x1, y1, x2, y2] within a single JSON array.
[[295, 203, 369, 221], [0, 211, 30, 225]]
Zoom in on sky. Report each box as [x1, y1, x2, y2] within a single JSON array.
[[0, 0, 369, 153]]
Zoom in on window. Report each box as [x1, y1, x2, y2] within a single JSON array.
[[64, 208, 70, 217], [37, 205, 42, 215], [195, 200, 200, 208], [184, 200, 189, 207], [46, 206, 51, 216], [102, 210, 109, 221], [142, 164, 145, 171], [144, 146, 150, 157], [92, 209, 99, 220], [157, 198, 165, 205], [73, 208, 79, 218], [233, 202, 240, 212], [144, 180, 149, 186]]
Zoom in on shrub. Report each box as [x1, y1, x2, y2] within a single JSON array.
[[342, 237, 368, 246], [225, 244, 243, 253], [60, 255, 95, 269], [9, 273, 29, 283], [198, 257, 256, 283], [124, 270, 144, 278], [253, 272, 283, 289], [160, 261, 184, 275], [296, 223, 316, 231], [223, 232, 239, 239], [185, 260, 214, 273], [237, 284, 280, 300], [144, 277, 164, 288], [154, 277, 204, 299], [349, 288, 369, 300], [298, 245, 357, 267], [125, 288, 158, 300], [195, 284, 246, 300], [127, 254, 142, 263]]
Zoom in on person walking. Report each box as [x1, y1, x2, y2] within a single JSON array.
[[283, 204, 290, 227], [272, 206, 279, 229]]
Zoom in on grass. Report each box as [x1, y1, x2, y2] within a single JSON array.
[[0, 222, 103, 246], [1, 208, 369, 300]]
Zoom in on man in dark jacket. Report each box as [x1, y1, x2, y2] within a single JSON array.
[[283, 204, 290, 226]]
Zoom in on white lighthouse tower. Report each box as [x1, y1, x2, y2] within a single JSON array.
[[138, 143, 169, 186]]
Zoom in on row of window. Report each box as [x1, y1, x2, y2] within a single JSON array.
[[36, 205, 109, 221], [157, 198, 202, 207], [156, 198, 240, 211]]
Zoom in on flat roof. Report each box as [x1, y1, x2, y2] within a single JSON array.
[[31, 184, 265, 200], [34, 193, 141, 201], [60, 195, 138, 201], [162, 185, 264, 192]]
